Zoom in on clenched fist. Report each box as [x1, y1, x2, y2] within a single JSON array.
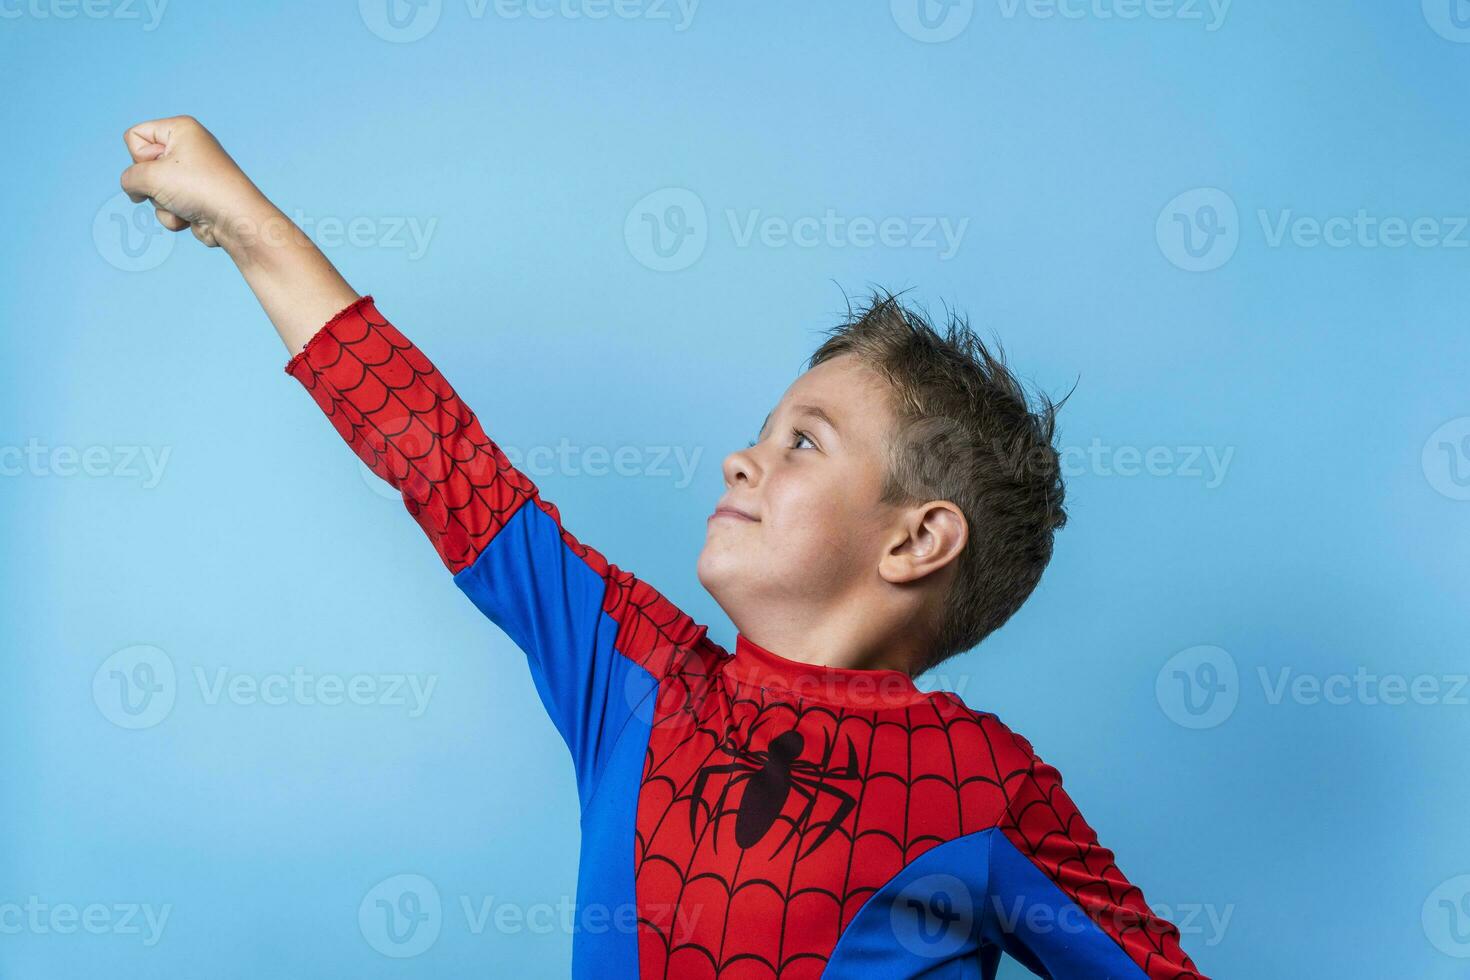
[[120, 115, 273, 249]]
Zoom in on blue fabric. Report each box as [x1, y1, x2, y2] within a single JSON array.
[[980, 833, 1146, 979], [453, 499, 636, 810], [825, 829, 1147, 979], [453, 498, 660, 975], [825, 828, 991, 977], [572, 652, 658, 977]]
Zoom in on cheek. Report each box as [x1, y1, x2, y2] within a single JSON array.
[[764, 469, 873, 563]]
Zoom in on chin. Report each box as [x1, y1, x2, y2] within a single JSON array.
[[696, 539, 745, 602], [695, 541, 726, 593]]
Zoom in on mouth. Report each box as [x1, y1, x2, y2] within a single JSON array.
[[708, 504, 759, 523]]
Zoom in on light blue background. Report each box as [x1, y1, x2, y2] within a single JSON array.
[[3, 2, 1468, 977]]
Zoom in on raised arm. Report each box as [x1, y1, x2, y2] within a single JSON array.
[[119, 116, 718, 808], [119, 115, 359, 354]]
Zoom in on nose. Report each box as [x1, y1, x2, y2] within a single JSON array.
[[722, 443, 760, 489]]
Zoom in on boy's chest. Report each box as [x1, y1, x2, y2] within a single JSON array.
[[627, 673, 1007, 978]]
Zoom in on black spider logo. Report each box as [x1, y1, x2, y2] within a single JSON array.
[[688, 726, 860, 859]]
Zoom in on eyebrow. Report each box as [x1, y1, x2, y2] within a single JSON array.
[[758, 403, 841, 441]]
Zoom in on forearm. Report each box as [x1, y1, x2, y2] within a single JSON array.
[[219, 199, 361, 357]]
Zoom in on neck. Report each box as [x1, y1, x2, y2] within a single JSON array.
[[732, 587, 937, 677], [727, 632, 932, 709], [741, 623, 918, 675]]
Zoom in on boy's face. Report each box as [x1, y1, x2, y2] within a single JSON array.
[[697, 353, 903, 623]]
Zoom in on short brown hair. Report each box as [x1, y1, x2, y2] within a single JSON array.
[[807, 288, 1071, 674]]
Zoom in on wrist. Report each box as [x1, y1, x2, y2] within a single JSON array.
[[216, 198, 298, 264]]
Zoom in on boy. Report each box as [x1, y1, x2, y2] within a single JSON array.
[[120, 115, 1211, 979]]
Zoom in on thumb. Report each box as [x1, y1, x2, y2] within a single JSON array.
[[120, 159, 160, 204]]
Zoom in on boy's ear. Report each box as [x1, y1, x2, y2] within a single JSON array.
[[878, 501, 968, 585]]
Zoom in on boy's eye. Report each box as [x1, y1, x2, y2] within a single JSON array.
[[745, 428, 817, 450]]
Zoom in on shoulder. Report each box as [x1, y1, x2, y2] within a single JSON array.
[[921, 691, 1061, 829], [930, 690, 1046, 777]]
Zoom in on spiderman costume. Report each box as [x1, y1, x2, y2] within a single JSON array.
[[284, 294, 1211, 980]]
